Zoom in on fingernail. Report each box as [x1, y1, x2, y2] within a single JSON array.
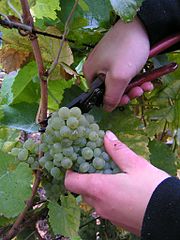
[[106, 131, 118, 141]]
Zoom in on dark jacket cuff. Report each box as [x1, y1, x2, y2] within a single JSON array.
[[137, 0, 180, 46], [141, 177, 180, 240]]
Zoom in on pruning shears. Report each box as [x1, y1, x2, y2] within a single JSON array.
[[40, 33, 180, 131]]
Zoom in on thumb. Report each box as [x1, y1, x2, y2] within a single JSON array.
[[104, 131, 143, 173]]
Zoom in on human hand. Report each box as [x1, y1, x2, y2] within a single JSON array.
[[83, 17, 152, 111], [65, 131, 170, 236]]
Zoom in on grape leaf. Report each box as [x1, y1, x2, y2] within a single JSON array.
[[0, 162, 32, 218], [31, 0, 60, 20], [38, 26, 74, 67], [109, 0, 143, 22], [48, 193, 80, 238], [98, 107, 141, 134], [0, 103, 39, 132], [0, 127, 20, 152], [48, 79, 74, 111], [0, 72, 15, 105], [0, 47, 30, 73], [118, 133, 150, 159], [0, 150, 17, 176], [149, 140, 177, 175]]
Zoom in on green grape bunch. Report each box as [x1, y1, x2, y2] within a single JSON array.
[[10, 107, 120, 181], [39, 107, 120, 179]]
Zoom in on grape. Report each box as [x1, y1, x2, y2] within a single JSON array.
[[96, 138, 103, 147], [23, 139, 35, 152], [71, 152, 78, 161], [88, 165, 96, 173], [50, 167, 61, 180], [77, 126, 86, 137], [10, 147, 21, 157], [112, 168, 120, 174], [86, 141, 97, 150], [89, 123, 99, 131], [77, 156, 85, 164], [31, 161, 39, 170], [39, 156, 48, 167], [51, 117, 64, 130], [53, 143, 62, 153], [44, 153, 53, 161], [73, 146, 80, 153], [61, 158, 73, 169], [60, 126, 71, 138], [105, 162, 111, 169], [74, 138, 87, 147], [92, 157, 105, 170], [70, 129, 79, 140], [88, 131, 98, 141], [79, 162, 90, 173], [58, 107, 70, 120], [79, 115, 89, 127], [70, 107, 82, 119], [53, 158, 61, 167], [93, 148, 102, 157], [99, 130, 105, 138], [101, 152, 110, 161], [81, 147, 93, 160], [62, 146, 74, 157], [39, 143, 48, 152], [84, 113, 94, 123], [104, 169, 113, 174], [45, 161, 54, 171], [18, 149, 29, 161], [61, 138, 73, 147], [27, 156, 35, 164], [54, 153, 63, 162], [67, 117, 79, 129]]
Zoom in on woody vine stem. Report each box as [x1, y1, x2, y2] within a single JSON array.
[[3, 0, 78, 239]]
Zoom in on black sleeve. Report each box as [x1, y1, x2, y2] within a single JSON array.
[[141, 177, 180, 240], [137, 0, 180, 46]]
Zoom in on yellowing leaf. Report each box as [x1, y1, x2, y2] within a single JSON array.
[[0, 47, 30, 73]]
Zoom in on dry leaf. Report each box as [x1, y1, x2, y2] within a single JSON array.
[[0, 47, 31, 73]]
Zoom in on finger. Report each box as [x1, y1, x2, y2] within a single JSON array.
[[104, 131, 142, 173], [103, 71, 131, 112], [65, 170, 93, 195], [140, 82, 154, 92], [118, 94, 130, 106], [127, 86, 143, 99]]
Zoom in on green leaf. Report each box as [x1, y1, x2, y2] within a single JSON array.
[[118, 133, 150, 159], [0, 162, 32, 218], [48, 193, 80, 238], [98, 107, 141, 134], [0, 73, 15, 105], [31, 0, 60, 20], [0, 151, 17, 176], [149, 140, 177, 175], [48, 79, 74, 111], [1, 62, 40, 105], [109, 0, 144, 22], [0, 103, 39, 132]]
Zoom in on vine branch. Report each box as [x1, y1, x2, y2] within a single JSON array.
[[47, 0, 79, 76], [4, 0, 48, 238]]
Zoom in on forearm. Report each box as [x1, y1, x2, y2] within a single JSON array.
[[138, 0, 180, 46]]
